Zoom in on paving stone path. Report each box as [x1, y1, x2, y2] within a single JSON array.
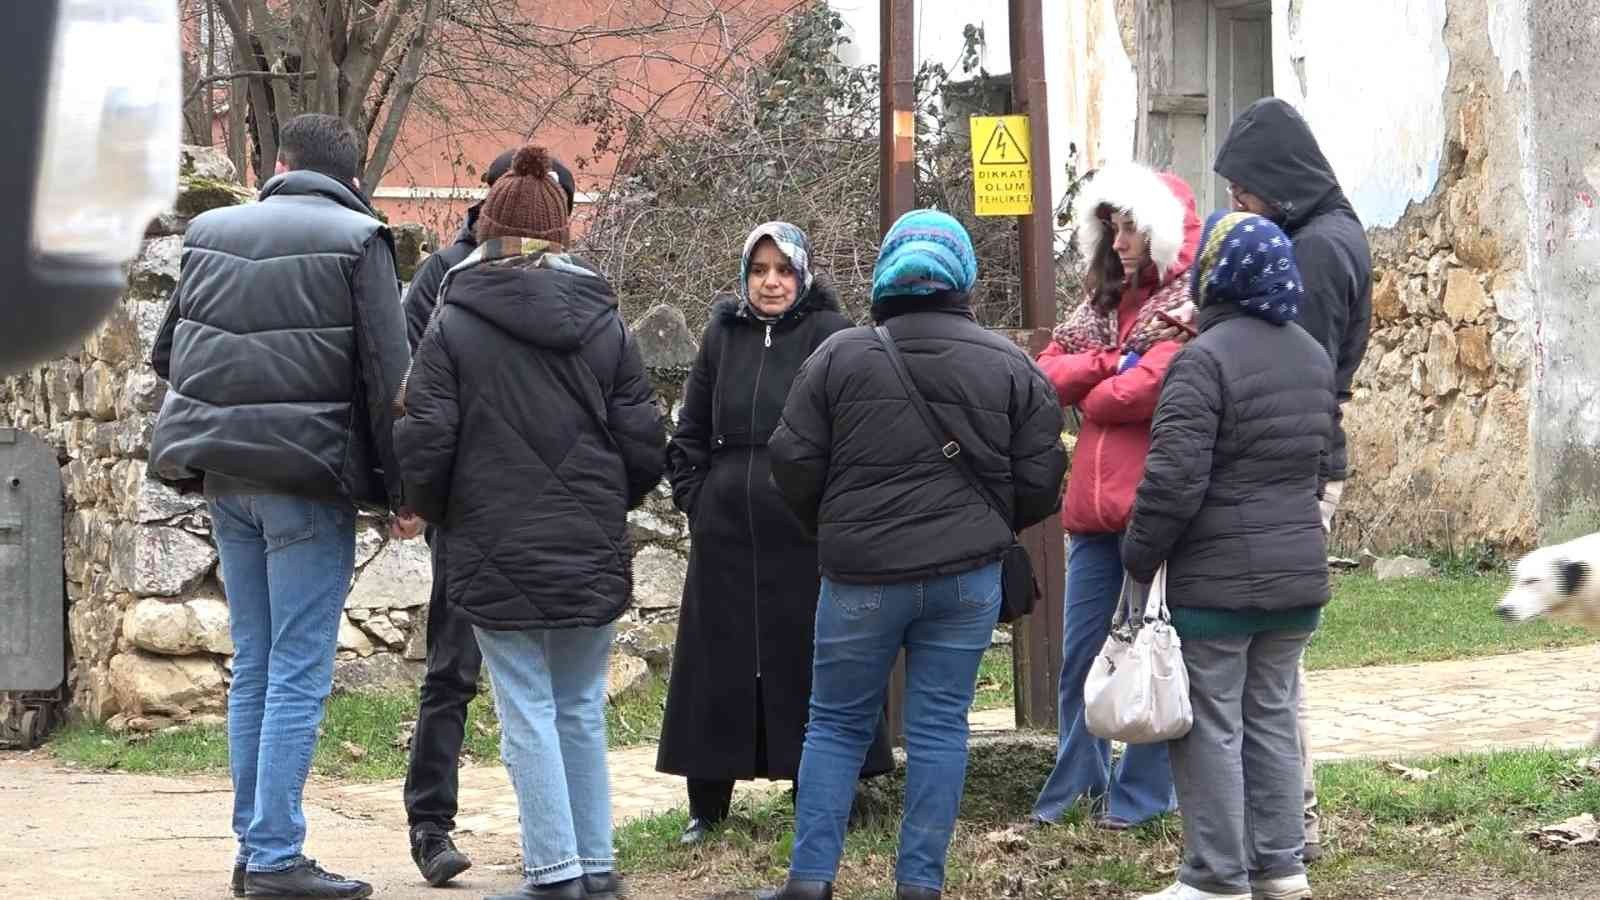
[[329, 644, 1600, 837]]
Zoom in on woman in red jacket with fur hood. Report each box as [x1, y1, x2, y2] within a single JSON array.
[[1026, 162, 1201, 830]]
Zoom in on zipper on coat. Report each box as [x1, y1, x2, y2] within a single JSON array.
[[746, 325, 772, 678]]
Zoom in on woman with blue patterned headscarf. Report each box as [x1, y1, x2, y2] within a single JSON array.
[[1123, 210, 1336, 900], [657, 222, 895, 845]]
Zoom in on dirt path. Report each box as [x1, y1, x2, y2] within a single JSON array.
[[0, 751, 693, 900]]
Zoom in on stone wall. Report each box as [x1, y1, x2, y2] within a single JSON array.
[[1334, 0, 1537, 555], [2, 148, 697, 730]]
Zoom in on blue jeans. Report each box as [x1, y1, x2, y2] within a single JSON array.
[[1032, 532, 1175, 825], [789, 561, 1001, 892], [209, 494, 356, 873], [475, 624, 615, 885]]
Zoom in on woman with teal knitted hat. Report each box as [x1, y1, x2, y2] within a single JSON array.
[[869, 208, 979, 304], [762, 209, 1067, 900], [658, 221, 894, 848], [1123, 211, 1335, 900]]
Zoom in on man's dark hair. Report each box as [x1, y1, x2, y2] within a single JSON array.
[[278, 114, 362, 182]]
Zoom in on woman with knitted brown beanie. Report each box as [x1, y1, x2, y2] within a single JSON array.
[[394, 146, 666, 900]]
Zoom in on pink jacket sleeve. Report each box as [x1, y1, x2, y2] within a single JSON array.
[[1078, 340, 1184, 424], [1035, 341, 1119, 407]]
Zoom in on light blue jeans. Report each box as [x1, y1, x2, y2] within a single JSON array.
[[474, 624, 616, 884], [1032, 532, 1176, 825], [789, 561, 1001, 892], [209, 493, 356, 873]]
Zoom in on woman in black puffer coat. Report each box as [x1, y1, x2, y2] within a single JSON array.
[[656, 222, 893, 844], [394, 146, 665, 900]]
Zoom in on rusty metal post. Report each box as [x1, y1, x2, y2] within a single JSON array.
[[879, 0, 916, 747], [880, 0, 916, 237], [1007, 0, 1065, 730], [1009, 0, 1055, 332]]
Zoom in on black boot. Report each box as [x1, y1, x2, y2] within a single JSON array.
[[581, 872, 620, 898], [411, 823, 473, 886], [242, 860, 372, 898], [896, 885, 941, 899], [485, 876, 586, 900], [232, 865, 246, 897], [754, 880, 833, 900]]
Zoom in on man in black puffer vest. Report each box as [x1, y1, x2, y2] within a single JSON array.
[[397, 146, 576, 888], [150, 114, 412, 900]]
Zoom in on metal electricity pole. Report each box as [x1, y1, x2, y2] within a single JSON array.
[[1009, 0, 1056, 338], [1007, 0, 1064, 730], [879, 0, 915, 746], [880, 0, 916, 237]]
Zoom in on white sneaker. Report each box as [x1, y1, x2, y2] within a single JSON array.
[[1137, 883, 1252, 900], [1252, 873, 1312, 900]]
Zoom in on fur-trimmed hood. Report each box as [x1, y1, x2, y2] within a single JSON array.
[[1073, 163, 1201, 286], [713, 273, 843, 324]]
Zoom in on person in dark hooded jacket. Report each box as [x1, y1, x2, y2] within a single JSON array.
[[1124, 212, 1334, 900], [656, 222, 894, 846], [1213, 96, 1372, 861], [394, 145, 664, 900], [397, 146, 576, 887]]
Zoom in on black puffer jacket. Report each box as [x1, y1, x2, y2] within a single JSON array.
[[1122, 303, 1336, 612], [393, 245, 666, 630], [1214, 98, 1372, 482], [150, 171, 409, 509], [769, 294, 1066, 583]]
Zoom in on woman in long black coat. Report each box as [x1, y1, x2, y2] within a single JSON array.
[[657, 222, 894, 843]]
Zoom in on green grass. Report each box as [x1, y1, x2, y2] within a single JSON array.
[[972, 645, 1014, 711], [1305, 573, 1594, 670], [50, 673, 668, 781], [48, 573, 1600, 785], [618, 740, 1600, 899]]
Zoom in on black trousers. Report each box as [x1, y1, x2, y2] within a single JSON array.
[[403, 527, 483, 832]]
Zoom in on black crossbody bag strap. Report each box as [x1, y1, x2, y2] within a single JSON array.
[[872, 325, 1011, 532]]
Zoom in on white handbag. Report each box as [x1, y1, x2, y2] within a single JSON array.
[[1083, 565, 1194, 743]]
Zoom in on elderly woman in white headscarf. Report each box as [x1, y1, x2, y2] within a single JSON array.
[[654, 223, 894, 844]]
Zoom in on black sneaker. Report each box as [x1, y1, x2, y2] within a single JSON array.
[[410, 824, 472, 887], [486, 876, 586, 899], [242, 859, 373, 898], [581, 872, 620, 898], [232, 865, 246, 896]]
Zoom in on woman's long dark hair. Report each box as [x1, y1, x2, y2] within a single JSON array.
[[1083, 204, 1152, 314]]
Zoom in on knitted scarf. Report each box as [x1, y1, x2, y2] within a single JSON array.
[[1051, 271, 1195, 355]]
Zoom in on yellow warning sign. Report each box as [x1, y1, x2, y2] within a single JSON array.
[[970, 115, 1033, 216]]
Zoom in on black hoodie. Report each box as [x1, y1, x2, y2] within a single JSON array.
[[1214, 98, 1372, 482], [401, 206, 480, 351], [393, 249, 666, 630]]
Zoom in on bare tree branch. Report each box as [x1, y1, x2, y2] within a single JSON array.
[[362, 0, 438, 189], [343, 0, 417, 122], [214, 0, 278, 180]]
